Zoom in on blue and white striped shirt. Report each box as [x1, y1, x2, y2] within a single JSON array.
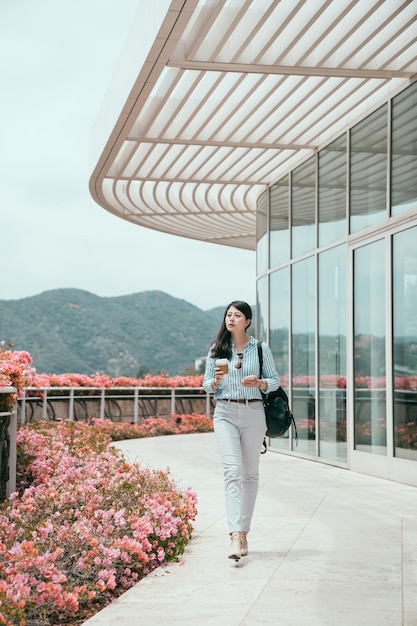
[[202, 335, 279, 400]]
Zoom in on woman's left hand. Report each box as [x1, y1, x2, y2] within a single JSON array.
[[242, 375, 260, 388]]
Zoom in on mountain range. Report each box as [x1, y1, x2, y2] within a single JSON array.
[[0, 289, 233, 376]]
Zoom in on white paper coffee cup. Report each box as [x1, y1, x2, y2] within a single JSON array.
[[215, 358, 229, 375]]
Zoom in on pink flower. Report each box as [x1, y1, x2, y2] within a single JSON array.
[[0, 418, 198, 624]]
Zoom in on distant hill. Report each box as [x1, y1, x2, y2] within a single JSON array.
[[0, 289, 234, 376]]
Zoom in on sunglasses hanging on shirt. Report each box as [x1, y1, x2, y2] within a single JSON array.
[[235, 353, 244, 369]]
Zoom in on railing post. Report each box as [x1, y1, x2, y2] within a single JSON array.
[[7, 402, 17, 498], [69, 389, 74, 421], [100, 388, 105, 420], [42, 388, 48, 420], [134, 388, 139, 424], [171, 388, 176, 415], [21, 389, 26, 424]]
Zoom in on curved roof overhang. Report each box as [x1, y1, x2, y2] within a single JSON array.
[[89, 0, 417, 251]]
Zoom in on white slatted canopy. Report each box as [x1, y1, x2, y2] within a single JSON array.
[[89, 0, 417, 250]]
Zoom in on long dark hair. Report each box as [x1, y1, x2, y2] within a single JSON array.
[[209, 300, 252, 359]]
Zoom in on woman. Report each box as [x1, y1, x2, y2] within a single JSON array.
[[202, 300, 279, 561]]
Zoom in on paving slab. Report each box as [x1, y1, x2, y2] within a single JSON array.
[[82, 433, 417, 626]]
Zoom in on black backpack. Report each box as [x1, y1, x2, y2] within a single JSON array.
[[257, 342, 297, 453]]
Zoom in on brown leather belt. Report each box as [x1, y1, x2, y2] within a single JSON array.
[[228, 398, 259, 404]]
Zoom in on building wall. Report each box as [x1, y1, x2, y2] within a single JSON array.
[[256, 81, 417, 486]]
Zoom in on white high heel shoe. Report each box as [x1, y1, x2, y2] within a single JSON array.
[[228, 531, 241, 560]]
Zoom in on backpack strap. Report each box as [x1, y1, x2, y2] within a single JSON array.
[[257, 341, 263, 380], [257, 341, 267, 453]]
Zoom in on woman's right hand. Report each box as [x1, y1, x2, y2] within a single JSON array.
[[214, 366, 224, 383]]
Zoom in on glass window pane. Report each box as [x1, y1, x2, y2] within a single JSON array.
[[318, 135, 347, 246], [292, 157, 316, 257], [318, 245, 347, 462], [270, 176, 290, 267], [256, 275, 268, 341], [269, 268, 290, 451], [350, 105, 387, 233], [353, 240, 386, 454], [292, 257, 316, 455], [391, 82, 417, 216], [257, 190, 268, 274], [393, 226, 417, 461]]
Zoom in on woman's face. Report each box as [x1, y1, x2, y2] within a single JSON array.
[[225, 306, 249, 333]]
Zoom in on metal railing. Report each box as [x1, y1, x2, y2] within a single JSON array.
[[18, 386, 213, 424]]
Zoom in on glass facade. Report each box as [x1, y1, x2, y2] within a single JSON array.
[[256, 275, 268, 342], [393, 226, 417, 461], [350, 105, 387, 233], [270, 176, 290, 267], [292, 157, 316, 257], [256, 82, 417, 485], [269, 268, 290, 451], [391, 81, 417, 216], [318, 245, 347, 462], [292, 258, 316, 456], [256, 190, 268, 275], [269, 269, 289, 377], [353, 241, 386, 455], [318, 135, 346, 246]]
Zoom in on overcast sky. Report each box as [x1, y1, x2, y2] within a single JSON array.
[[0, 0, 256, 312]]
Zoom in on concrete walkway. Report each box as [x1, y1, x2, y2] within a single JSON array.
[[83, 433, 417, 626]]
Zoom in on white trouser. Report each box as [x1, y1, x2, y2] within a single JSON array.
[[213, 399, 266, 534]]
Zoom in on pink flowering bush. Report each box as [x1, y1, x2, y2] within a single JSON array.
[[91, 414, 213, 441], [30, 372, 204, 390], [0, 343, 36, 411], [0, 420, 198, 625]]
